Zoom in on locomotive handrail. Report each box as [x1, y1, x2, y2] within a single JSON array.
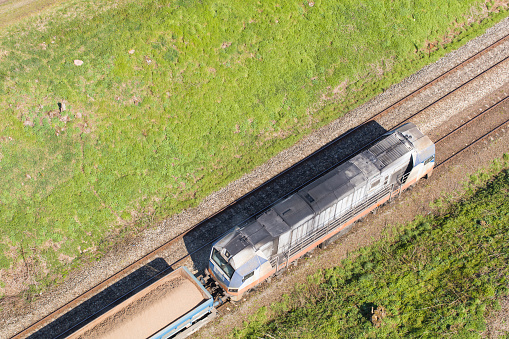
[[397, 172, 410, 184]]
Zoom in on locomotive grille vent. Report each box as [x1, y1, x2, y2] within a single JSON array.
[[369, 134, 410, 166]]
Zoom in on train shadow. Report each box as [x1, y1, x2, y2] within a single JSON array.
[[28, 258, 172, 339], [183, 120, 387, 274], [29, 121, 387, 338]]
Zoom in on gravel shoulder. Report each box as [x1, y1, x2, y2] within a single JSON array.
[[2, 16, 509, 339]]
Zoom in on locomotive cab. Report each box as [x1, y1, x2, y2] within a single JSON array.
[[209, 227, 273, 300]]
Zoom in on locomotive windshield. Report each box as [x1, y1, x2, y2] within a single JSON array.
[[211, 248, 235, 279]]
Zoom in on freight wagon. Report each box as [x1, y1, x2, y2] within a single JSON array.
[[66, 267, 218, 339], [208, 123, 435, 300]]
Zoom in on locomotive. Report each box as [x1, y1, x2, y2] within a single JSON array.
[[208, 123, 435, 300]]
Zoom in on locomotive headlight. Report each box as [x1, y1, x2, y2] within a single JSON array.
[[228, 288, 238, 293]]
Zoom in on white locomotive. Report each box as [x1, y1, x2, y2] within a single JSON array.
[[208, 123, 435, 300]]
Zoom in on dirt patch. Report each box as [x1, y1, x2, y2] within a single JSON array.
[[0, 246, 44, 298], [484, 295, 509, 337], [69, 275, 206, 339], [428, 0, 509, 51]]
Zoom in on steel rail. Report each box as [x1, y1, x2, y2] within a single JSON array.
[[375, 34, 509, 117], [393, 55, 509, 129], [434, 96, 509, 145], [436, 118, 509, 168]]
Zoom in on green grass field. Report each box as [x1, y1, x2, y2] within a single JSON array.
[[0, 0, 508, 298], [232, 156, 509, 338]]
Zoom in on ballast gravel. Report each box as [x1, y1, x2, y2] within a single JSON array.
[[2, 15, 509, 339]]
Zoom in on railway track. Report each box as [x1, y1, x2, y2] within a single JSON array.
[[11, 33, 509, 339], [435, 95, 509, 168]]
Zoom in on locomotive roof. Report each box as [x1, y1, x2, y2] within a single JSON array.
[[272, 194, 314, 230], [368, 132, 413, 167], [299, 161, 364, 211], [219, 125, 416, 259]]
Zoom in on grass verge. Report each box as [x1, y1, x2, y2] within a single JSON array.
[[0, 0, 68, 28]]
